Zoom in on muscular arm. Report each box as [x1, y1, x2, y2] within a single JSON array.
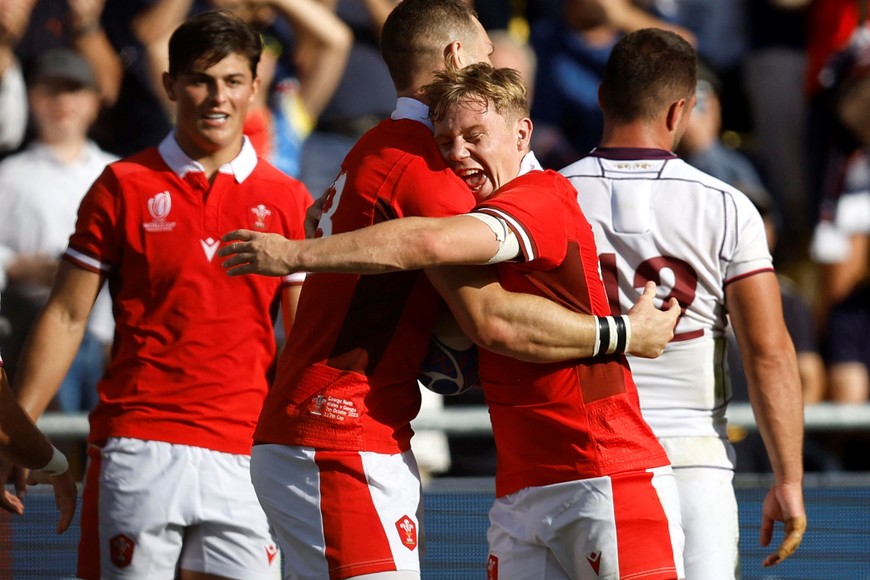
[[221, 215, 500, 275], [14, 261, 102, 419], [221, 218, 679, 361], [726, 271, 806, 566]]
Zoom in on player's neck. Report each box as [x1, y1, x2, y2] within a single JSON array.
[[599, 123, 672, 152]]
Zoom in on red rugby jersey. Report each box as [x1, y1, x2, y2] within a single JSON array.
[[254, 100, 476, 453], [475, 170, 669, 497], [65, 137, 311, 454]]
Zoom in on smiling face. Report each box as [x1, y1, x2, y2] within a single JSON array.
[[434, 95, 530, 199], [163, 52, 259, 166]]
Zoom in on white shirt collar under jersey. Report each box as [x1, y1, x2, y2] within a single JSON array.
[[519, 151, 543, 176], [391, 97, 433, 130], [158, 133, 258, 183]]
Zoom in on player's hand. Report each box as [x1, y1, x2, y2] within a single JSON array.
[[760, 483, 806, 567], [0, 459, 28, 515], [625, 281, 680, 358], [28, 469, 77, 534], [220, 230, 298, 277], [304, 194, 328, 239]]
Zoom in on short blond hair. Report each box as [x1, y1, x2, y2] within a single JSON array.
[[424, 63, 529, 125]]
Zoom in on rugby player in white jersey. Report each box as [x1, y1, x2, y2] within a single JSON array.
[[560, 28, 807, 578]]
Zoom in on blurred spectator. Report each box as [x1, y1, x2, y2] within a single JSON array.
[[743, 0, 812, 257], [0, 47, 115, 413], [679, 63, 773, 206], [0, 0, 35, 156], [299, 0, 398, 198], [825, 279, 870, 402], [14, 0, 122, 110], [488, 28, 536, 103], [809, 18, 870, 323], [215, 0, 353, 178], [642, 0, 747, 76], [529, 0, 694, 169]]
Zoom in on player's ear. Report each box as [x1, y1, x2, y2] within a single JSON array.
[[249, 76, 261, 105], [162, 72, 177, 102], [444, 41, 462, 71], [666, 98, 687, 133], [516, 117, 533, 151]]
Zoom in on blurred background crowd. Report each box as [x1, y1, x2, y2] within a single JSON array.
[[1, 0, 869, 477]]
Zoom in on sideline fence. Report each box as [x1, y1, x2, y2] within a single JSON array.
[[34, 402, 870, 437], [4, 474, 870, 578], [10, 403, 870, 577]]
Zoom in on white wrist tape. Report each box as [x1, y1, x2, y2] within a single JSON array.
[[594, 315, 632, 356], [40, 444, 69, 477], [466, 212, 520, 264]]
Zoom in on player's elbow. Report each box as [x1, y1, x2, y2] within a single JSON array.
[[398, 229, 455, 270], [460, 315, 519, 355]]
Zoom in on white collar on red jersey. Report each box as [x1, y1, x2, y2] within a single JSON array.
[[158, 133, 258, 184], [390, 98, 433, 130], [519, 151, 543, 176]]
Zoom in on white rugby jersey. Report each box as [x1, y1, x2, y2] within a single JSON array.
[[562, 148, 773, 440]]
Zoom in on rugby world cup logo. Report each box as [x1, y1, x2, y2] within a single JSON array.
[[143, 191, 176, 232], [148, 191, 171, 220]]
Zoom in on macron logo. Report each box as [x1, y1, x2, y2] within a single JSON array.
[[587, 551, 601, 575], [200, 237, 220, 262]]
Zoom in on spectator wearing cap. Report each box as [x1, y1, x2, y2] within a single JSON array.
[[0, 47, 116, 416]]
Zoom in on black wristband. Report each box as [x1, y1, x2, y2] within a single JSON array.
[[613, 314, 627, 354]]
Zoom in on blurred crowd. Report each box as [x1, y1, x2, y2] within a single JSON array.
[[1, 0, 869, 474]]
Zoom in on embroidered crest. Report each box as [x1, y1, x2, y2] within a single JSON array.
[[487, 555, 498, 580], [395, 515, 417, 551], [249, 203, 273, 230], [109, 533, 135, 568]]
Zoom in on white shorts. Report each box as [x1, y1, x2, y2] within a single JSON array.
[[250, 444, 423, 580], [487, 466, 685, 580], [78, 437, 280, 580], [659, 436, 739, 580]]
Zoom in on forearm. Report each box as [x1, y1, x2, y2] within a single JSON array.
[[222, 215, 499, 276], [426, 266, 597, 362], [14, 303, 89, 419], [72, 28, 122, 106], [274, 0, 351, 49], [13, 263, 100, 419], [746, 349, 805, 485], [0, 372, 53, 469]]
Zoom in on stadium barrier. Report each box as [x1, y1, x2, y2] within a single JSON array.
[[34, 402, 870, 437], [4, 474, 870, 578], [11, 403, 869, 578]]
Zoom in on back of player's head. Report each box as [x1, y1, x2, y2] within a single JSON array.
[[599, 28, 697, 124], [425, 62, 528, 125], [168, 10, 262, 79], [381, 0, 480, 93]]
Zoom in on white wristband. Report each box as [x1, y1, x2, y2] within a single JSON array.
[[40, 444, 69, 477]]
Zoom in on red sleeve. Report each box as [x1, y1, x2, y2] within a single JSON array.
[[65, 166, 122, 273], [475, 171, 573, 269]]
